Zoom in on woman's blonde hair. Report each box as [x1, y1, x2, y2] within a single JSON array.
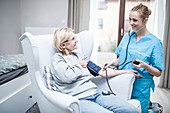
[[53, 27, 74, 53], [131, 3, 151, 20]]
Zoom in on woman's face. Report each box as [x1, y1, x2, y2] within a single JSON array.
[[64, 34, 78, 53], [129, 11, 146, 32]]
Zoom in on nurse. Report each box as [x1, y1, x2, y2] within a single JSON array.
[[107, 3, 164, 113]]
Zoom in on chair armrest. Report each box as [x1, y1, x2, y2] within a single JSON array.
[[92, 74, 135, 100], [35, 71, 81, 113], [128, 99, 141, 113]]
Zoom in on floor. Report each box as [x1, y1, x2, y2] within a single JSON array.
[[150, 82, 170, 113], [26, 52, 170, 113], [25, 103, 40, 113]]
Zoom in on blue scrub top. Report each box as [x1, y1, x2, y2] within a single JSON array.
[[115, 31, 164, 97]]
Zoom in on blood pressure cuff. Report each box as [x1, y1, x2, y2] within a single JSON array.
[[87, 60, 101, 77]]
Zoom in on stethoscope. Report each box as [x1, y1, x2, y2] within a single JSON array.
[[108, 31, 137, 70], [116, 24, 146, 69], [109, 23, 146, 70], [102, 31, 137, 96], [103, 24, 147, 95]]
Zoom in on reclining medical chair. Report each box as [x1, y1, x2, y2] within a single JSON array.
[[19, 30, 141, 113]]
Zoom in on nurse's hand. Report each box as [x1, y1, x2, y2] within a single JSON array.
[[102, 59, 119, 69], [133, 59, 162, 77], [125, 70, 142, 78]]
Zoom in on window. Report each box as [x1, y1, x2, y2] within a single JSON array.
[[97, 0, 108, 10], [97, 18, 104, 29], [90, 0, 155, 63], [91, 0, 155, 52]]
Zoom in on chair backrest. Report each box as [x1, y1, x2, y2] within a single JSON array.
[[19, 30, 93, 87]]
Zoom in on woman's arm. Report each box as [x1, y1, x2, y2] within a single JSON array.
[[52, 54, 84, 83], [98, 68, 138, 78]]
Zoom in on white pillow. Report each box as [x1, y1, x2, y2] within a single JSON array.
[[44, 65, 58, 91]]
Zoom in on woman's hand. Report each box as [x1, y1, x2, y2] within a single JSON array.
[[78, 60, 88, 68], [99, 68, 142, 78]]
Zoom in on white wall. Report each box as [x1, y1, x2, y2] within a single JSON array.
[[0, 0, 21, 54], [0, 0, 68, 54]]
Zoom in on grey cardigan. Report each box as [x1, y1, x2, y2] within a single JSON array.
[[51, 52, 97, 99]]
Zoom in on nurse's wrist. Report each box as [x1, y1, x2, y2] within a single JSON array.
[[142, 62, 148, 69]]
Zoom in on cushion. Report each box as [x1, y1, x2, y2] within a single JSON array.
[[44, 65, 58, 91]]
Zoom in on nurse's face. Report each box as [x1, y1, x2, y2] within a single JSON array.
[[129, 11, 146, 31]]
